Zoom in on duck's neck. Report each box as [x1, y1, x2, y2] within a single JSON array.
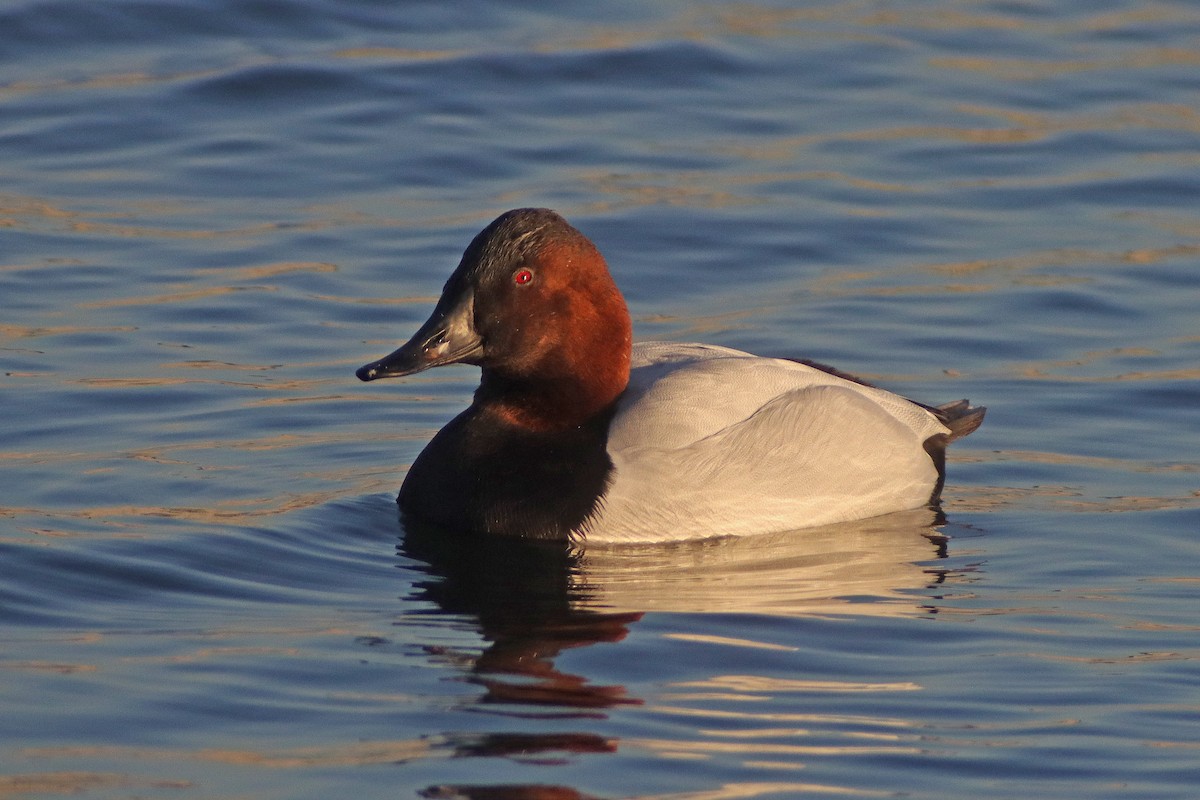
[[475, 351, 630, 432]]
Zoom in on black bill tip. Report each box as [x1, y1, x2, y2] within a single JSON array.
[[356, 362, 383, 382]]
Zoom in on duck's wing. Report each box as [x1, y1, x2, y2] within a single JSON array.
[[790, 355, 986, 443], [786, 352, 987, 496], [616, 342, 947, 450]]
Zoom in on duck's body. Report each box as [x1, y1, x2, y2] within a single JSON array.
[[357, 209, 984, 543], [590, 342, 975, 542]]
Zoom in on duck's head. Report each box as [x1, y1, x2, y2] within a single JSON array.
[[357, 208, 633, 428]]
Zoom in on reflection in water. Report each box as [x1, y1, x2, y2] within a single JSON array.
[[401, 519, 645, 716], [401, 520, 637, 799], [399, 509, 959, 799], [577, 507, 952, 618]]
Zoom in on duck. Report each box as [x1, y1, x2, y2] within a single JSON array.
[[357, 208, 985, 543]]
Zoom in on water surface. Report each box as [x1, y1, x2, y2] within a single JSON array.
[[3, 1, 1199, 798]]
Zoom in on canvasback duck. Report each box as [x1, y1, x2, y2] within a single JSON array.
[[357, 208, 985, 543]]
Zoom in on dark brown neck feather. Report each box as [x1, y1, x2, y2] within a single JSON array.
[[476, 339, 630, 431]]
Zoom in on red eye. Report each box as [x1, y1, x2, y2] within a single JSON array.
[[514, 268, 533, 285]]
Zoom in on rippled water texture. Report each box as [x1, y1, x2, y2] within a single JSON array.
[[3, 1, 1199, 798]]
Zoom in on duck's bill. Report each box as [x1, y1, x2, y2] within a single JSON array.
[[356, 288, 483, 381]]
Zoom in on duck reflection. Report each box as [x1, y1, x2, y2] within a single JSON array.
[[400, 517, 644, 716], [399, 507, 962, 799], [575, 507, 957, 618]]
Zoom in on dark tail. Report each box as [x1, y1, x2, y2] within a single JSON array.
[[923, 400, 986, 504], [931, 399, 986, 443]]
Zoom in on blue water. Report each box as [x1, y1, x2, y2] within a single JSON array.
[[3, 1, 1200, 798]]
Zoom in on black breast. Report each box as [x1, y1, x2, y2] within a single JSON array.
[[397, 407, 615, 541]]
